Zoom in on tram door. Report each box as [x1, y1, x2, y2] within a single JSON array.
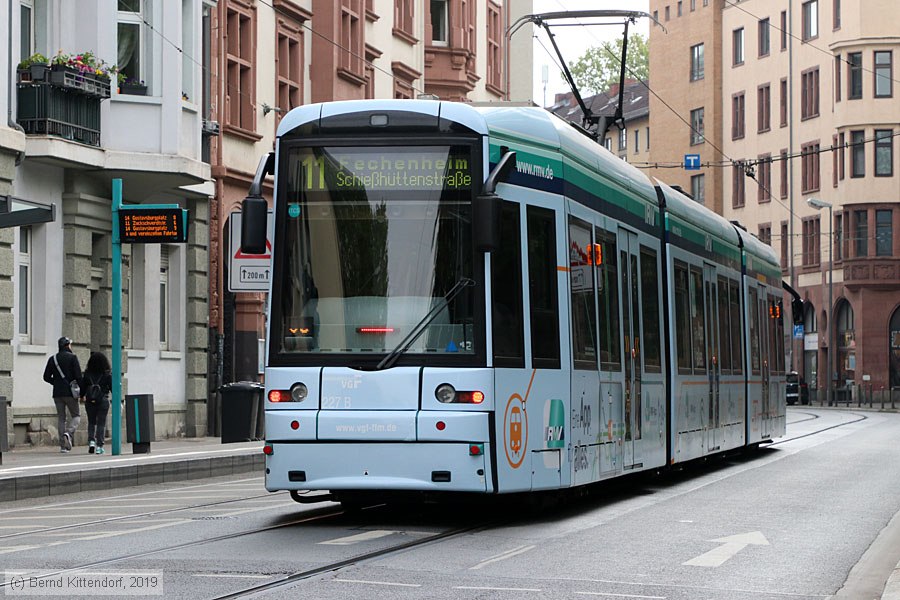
[[703, 265, 721, 452], [757, 287, 772, 439], [619, 229, 643, 468]]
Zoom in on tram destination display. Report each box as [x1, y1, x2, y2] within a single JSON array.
[[119, 207, 188, 244]]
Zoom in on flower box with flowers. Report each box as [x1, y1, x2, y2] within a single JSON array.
[[47, 51, 111, 99], [16, 53, 49, 83], [119, 78, 147, 96]]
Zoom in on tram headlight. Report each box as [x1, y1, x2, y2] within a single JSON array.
[[290, 382, 309, 402], [435, 383, 456, 403]]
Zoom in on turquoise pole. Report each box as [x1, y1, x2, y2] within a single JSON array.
[[111, 179, 123, 456]]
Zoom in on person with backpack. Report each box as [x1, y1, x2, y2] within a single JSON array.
[[42, 337, 83, 453], [80, 351, 113, 455]]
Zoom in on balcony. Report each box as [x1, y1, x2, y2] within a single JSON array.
[[16, 66, 110, 147]]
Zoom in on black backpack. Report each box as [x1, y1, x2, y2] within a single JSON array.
[[86, 374, 104, 403]]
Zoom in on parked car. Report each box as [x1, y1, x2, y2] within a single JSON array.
[[786, 371, 810, 405]]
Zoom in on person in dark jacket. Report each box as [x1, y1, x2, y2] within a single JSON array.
[[80, 351, 112, 455], [42, 336, 83, 452]]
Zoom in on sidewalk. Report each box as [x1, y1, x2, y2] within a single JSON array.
[[0, 437, 264, 502]]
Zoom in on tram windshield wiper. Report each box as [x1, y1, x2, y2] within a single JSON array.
[[375, 277, 475, 370]]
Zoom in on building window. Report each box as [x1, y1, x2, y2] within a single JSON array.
[[690, 107, 705, 145], [801, 141, 820, 193], [780, 78, 787, 127], [848, 52, 862, 99], [690, 43, 704, 81], [646, 126, 650, 150], [225, 1, 256, 131], [340, 0, 364, 78], [875, 129, 894, 176], [665, 6, 670, 21], [757, 84, 771, 133], [780, 221, 788, 267], [431, 0, 448, 45], [733, 162, 745, 208], [159, 246, 169, 349], [20, 0, 34, 62], [802, 217, 821, 266], [758, 154, 772, 203], [850, 130, 865, 177], [801, 67, 819, 119], [391, 61, 419, 99], [835, 54, 842, 102], [758, 224, 772, 247], [691, 174, 705, 204], [733, 28, 744, 65], [691, 0, 696, 11], [855, 210, 868, 257], [780, 149, 788, 198], [833, 0, 841, 29], [875, 51, 893, 98], [835, 212, 843, 260], [634, 129, 640, 153], [394, 0, 414, 39], [486, 1, 503, 94], [838, 132, 845, 180], [17, 227, 31, 341], [876, 209, 893, 256], [758, 18, 770, 57], [832, 134, 839, 187], [619, 127, 626, 151], [118, 0, 149, 91], [732, 92, 745, 140], [780, 11, 787, 50], [802, 0, 818, 40], [276, 18, 304, 125]]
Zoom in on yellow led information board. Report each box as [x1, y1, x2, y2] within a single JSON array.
[[119, 208, 187, 244]]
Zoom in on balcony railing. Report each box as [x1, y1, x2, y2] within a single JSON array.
[[16, 66, 110, 147]]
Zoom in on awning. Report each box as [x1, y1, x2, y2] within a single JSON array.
[[0, 195, 55, 228]]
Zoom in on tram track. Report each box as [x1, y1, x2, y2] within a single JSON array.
[[773, 409, 868, 445]]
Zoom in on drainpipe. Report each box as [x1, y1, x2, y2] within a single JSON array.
[[7, 0, 26, 166]]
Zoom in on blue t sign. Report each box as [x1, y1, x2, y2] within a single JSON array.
[[684, 154, 701, 170]]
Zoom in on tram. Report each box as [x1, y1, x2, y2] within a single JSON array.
[[239, 100, 787, 505]]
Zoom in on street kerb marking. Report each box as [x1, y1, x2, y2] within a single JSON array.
[[469, 544, 536, 570]]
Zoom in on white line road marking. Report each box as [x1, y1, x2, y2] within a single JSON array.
[[683, 531, 770, 567], [0, 545, 41, 554], [575, 592, 666, 599], [192, 573, 271, 579], [319, 530, 398, 545], [334, 579, 422, 587], [455, 586, 542, 592], [0, 514, 119, 520], [66, 520, 192, 541], [469, 544, 536, 570]]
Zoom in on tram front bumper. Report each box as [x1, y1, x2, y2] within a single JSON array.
[[265, 441, 492, 493]]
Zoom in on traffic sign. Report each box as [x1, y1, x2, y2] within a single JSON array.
[[684, 154, 701, 170], [229, 211, 274, 292], [119, 207, 188, 243]]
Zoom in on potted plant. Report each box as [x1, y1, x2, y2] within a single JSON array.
[[119, 77, 147, 96], [17, 53, 49, 82]]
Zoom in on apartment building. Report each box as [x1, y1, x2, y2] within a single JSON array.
[[650, 0, 900, 399], [3, 0, 213, 446], [208, 0, 534, 391]]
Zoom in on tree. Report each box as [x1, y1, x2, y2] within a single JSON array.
[[568, 33, 649, 96]]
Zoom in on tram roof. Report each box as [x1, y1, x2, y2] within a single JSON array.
[[655, 180, 740, 248]]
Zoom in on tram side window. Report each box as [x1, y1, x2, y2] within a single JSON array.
[[597, 228, 621, 370], [717, 276, 733, 374], [690, 267, 707, 373], [770, 293, 785, 373], [569, 217, 597, 370], [640, 247, 661, 372], [674, 262, 692, 373], [493, 201, 524, 367], [527, 206, 560, 369], [729, 280, 743, 374], [749, 286, 761, 374]]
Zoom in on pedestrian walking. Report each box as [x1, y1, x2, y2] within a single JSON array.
[[43, 337, 83, 453], [80, 351, 112, 455]]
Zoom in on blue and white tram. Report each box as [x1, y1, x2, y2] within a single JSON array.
[[239, 100, 786, 504]]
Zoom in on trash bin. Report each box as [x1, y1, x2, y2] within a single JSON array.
[[125, 394, 155, 454], [219, 382, 264, 443]]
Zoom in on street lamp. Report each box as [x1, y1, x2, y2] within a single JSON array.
[[807, 197, 833, 406]]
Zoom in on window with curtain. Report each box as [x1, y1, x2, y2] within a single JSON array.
[[17, 227, 31, 341], [118, 0, 145, 87]]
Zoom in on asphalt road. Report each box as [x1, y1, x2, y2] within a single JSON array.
[[2, 408, 899, 600]]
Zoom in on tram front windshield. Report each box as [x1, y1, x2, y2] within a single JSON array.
[[272, 144, 477, 364]]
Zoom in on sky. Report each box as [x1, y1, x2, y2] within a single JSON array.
[[530, 0, 650, 106]]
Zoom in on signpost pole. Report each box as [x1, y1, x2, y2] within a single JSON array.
[[111, 179, 123, 456]]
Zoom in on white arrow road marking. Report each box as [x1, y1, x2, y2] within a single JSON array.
[[683, 531, 770, 567]]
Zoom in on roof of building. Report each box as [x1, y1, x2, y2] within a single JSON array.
[[546, 79, 650, 127]]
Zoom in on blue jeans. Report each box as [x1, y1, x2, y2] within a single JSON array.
[[86, 400, 110, 447]]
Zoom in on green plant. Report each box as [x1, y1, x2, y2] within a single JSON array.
[[17, 52, 48, 69], [51, 51, 70, 66]]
